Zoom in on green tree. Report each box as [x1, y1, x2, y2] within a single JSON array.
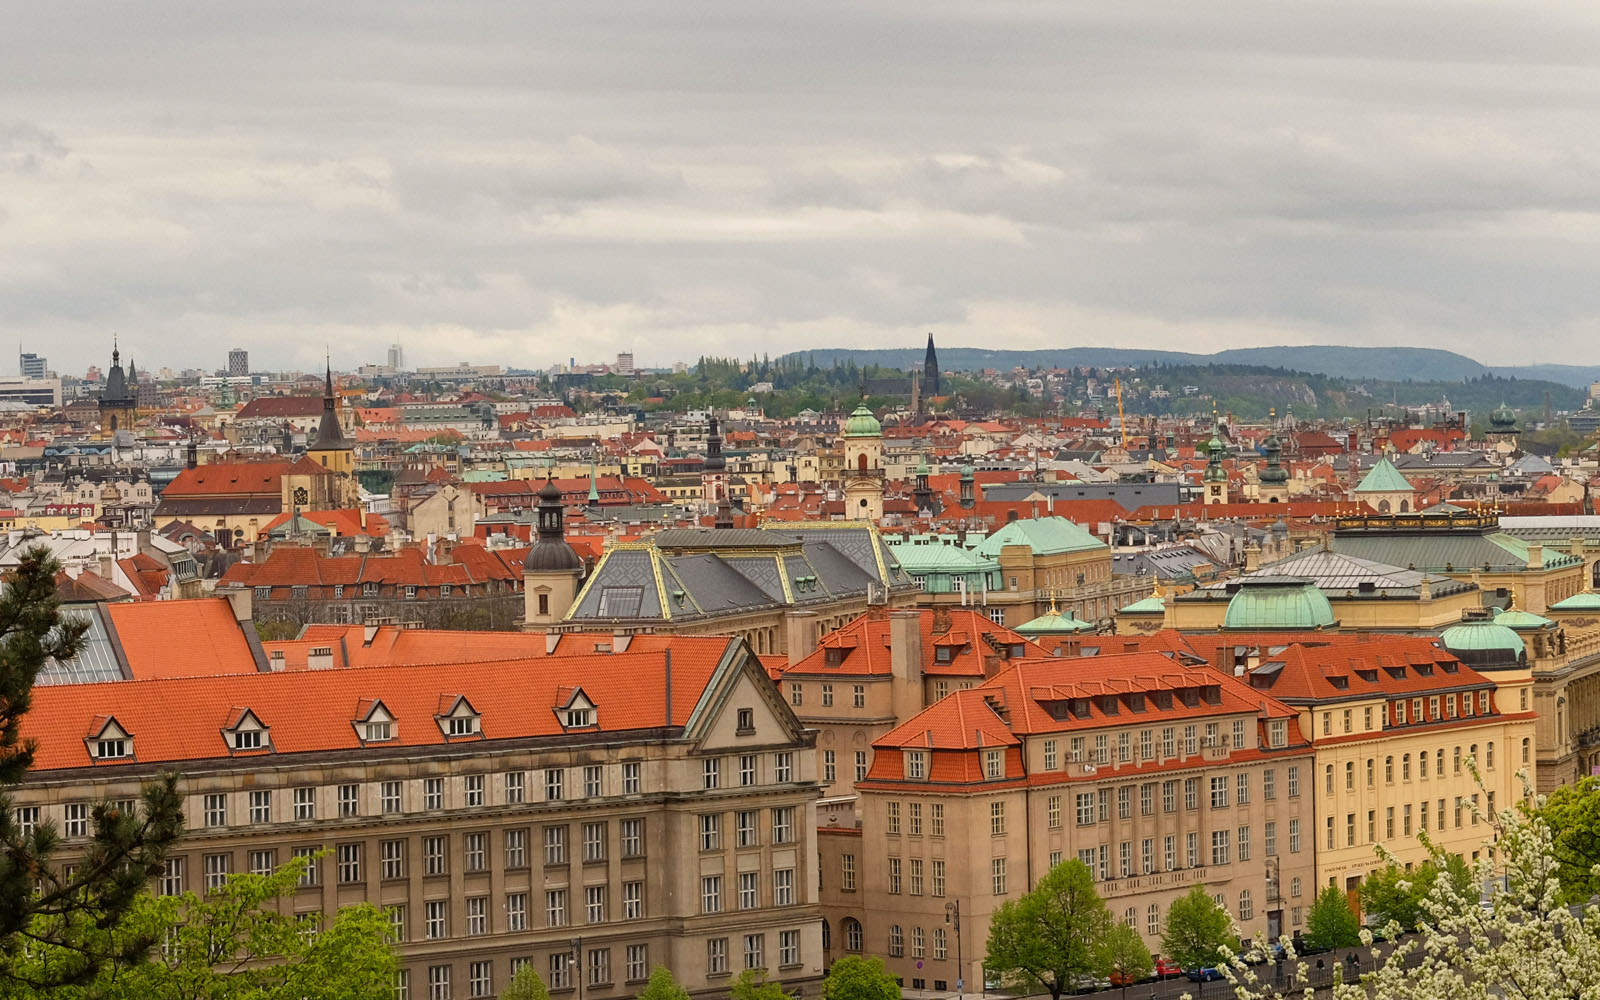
[[1095, 922, 1154, 994], [729, 968, 788, 1000], [1304, 885, 1361, 951], [1360, 856, 1474, 931], [0, 546, 185, 990], [504, 964, 553, 1000], [984, 859, 1111, 1000], [823, 955, 899, 1000], [636, 966, 690, 1000], [1536, 774, 1600, 903], [16, 854, 396, 998], [1160, 886, 1238, 970]]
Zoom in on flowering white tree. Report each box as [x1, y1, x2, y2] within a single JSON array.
[[1209, 767, 1600, 1000]]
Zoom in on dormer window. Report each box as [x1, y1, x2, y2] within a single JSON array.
[[824, 647, 846, 667], [906, 750, 927, 779], [97, 737, 131, 759], [223, 709, 271, 753], [367, 720, 392, 741], [353, 700, 397, 744], [436, 696, 483, 740], [555, 688, 598, 732], [934, 646, 955, 664]]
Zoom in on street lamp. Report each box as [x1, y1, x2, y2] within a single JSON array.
[[570, 936, 583, 1000], [945, 900, 963, 999]]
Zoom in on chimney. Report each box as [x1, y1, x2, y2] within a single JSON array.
[[1243, 541, 1260, 573], [186, 439, 198, 469], [268, 650, 285, 671], [1572, 536, 1586, 558], [307, 646, 334, 670], [785, 610, 820, 666], [1420, 574, 1432, 600], [1528, 543, 1544, 570], [98, 553, 115, 581], [221, 584, 253, 623], [889, 610, 925, 718], [931, 606, 953, 636]]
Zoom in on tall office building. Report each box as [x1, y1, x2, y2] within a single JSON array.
[[19, 352, 46, 379], [616, 352, 635, 376], [228, 348, 249, 376], [388, 343, 406, 371]]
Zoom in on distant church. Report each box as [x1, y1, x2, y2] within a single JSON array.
[[97, 341, 138, 441]]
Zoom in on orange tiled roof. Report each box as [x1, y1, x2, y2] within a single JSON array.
[[105, 599, 261, 680], [163, 459, 331, 498], [779, 609, 1044, 679], [23, 643, 734, 771]]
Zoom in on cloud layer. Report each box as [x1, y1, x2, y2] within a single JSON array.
[[7, 1, 1600, 373]]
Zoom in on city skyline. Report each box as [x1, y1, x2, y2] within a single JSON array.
[[9, 4, 1600, 370]]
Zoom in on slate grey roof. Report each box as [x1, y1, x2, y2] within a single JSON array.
[[1252, 549, 1474, 597], [1111, 546, 1223, 580], [1330, 523, 1582, 574], [982, 481, 1182, 511]]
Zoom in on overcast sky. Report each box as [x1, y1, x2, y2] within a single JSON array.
[[7, 2, 1600, 374]]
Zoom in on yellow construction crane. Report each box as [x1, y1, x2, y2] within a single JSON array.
[[1114, 378, 1128, 448]]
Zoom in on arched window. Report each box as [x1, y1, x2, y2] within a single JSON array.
[[1522, 738, 1531, 765], [1378, 499, 1391, 513], [858, 453, 868, 471], [845, 919, 863, 952], [911, 927, 925, 958], [888, 925, 904, 957], [1239, 889, 1254, 921], [822, 919, 831, 951], [934, 928, 948, 960], [1124, 906, 1136, 927], [1147, 904, 1161, 937]]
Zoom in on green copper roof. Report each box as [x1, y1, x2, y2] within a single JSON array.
[[1492, 607, 1554, 630], [842, 403, 882, 438], [1119, 594, 1166, 614], [975, 517, 1108, 558], [1490, 401, 1517, 429], [1016, 606, 1097, 635], [1354, 457, 1414, 494], [1551, 592, 1600, 612], [1222, 578, 1336, 630], [1440, 618, 1526, 665]]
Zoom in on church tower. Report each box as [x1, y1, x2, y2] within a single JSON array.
[[97, 340, 138, 441], [307, 362, 358, 506], [522, 475, 585, 630], [702, 414, 731, 526], [840, 402, 885, 522], [923, 333, 941, 398], [1202, 411, 1230, 505]]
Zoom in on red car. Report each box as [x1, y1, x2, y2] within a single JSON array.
[[1153, 958, 1183, 980]]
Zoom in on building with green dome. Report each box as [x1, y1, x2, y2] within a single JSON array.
[[839, 402, 884, 522], [1220, 577, 1338, 631], [1440, 613, 1528, 670], [1486, 401, 1520, 450]]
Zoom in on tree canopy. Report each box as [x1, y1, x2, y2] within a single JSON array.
[[503, 965, 553, 1000], [1535, 774, 1600, 903], [984, 859, 1111, 1000], [1304, 885, 1362, 952], [1095, 921, 1154, 986], [823, 955, 900, 1000], [635, 966, 690, 1000], [1360, 857, 1474, 932], [1161, 886, 1238, 970], [729, 968, 788, 1000], [0, 547, 185, 990]]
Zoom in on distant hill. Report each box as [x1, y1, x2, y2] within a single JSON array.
[[785, 344, 1599, 387]]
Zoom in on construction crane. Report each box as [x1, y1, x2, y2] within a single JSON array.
[[1114, 378, 1128, 448]]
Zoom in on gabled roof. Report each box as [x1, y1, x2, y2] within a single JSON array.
[[975, 516, 1107, 558], [1355, 457, 1414, 494], [778, 609, 1041, 679]]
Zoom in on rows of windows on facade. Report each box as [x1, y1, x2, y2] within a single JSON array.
[[28, 747, 809, 1000]]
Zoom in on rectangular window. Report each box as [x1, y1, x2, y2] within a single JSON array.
[[621, 818, 643, 858], [992, 858, 1007, 895], [464, 832, 486, 872], [424, 777, 444, 810], [1117, 785, 1131, 819], [293, 847, 319, 886], [699, 814, 722, 851], [737, 810, 759, 848], [627, 945, 649, 984], [908, 858, 923, 896], [889, 857, 902, 894], [294, 787, 316, 821], [1164, 835, 1176, 870], [909, 802, 922, 836], [779, 929, 800, 968], [739, 871, 759, 910], [547, 889, 569, 927], [1048, 795, 1062, 829], [203, 793, 227, 828], [930, 803, 944, 837], [841, 854, 856, 891], [467, 895, 488, 936], [745, 933, 766, 971], [549, 954, 572, 991], [505, 828, 527, 868], [622, 761, 642, 795], [1185, 778, 1198, 810], [465, 774, 485, 808], [1237, 825, 1251, 862], [707, 939, 728, 976], [585, 884, 607, 924], [469, 961, 492, 999], [387, 904, 406, 942], [1162, 780, 1176, 812], [932, 859, 945, 897], [624, 880, 644, 920], [701, 875, 723, 914], [991, 801, 1006, 835], [583, 822, 607, 863], [1236, 773, 1250, 805], [204, 852, 231, 892], [337, 843, 361, 883], [1211, 829, 1230, 866], [545, 769, 564, 801], [1288, 765, 1300, 798], [544, 826, 568, 865], [425, 900, 448, 940], [249, 849, 275, 876], [703, 759, 721, 790], [382, 839, 406, 879], [1076, 793, 1094, 826], [772, 806, 795, 844], [1289, 818, 1301, 853], [339, 783, 360, 817], [1044, 739, 1058, 769], [381, 780, 403, 814], [505, 891, 528, 931], [423, 835, 448, 876], [1211, 777, 1228, 809], [774, 752, 793, 782], [584, 765, 603, 798], [1185, 833, 1198, 868], [65, 802, 89, 838], [1265, 821, 1277, 857]]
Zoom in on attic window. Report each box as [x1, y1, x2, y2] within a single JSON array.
[[437, 696, 483, 739], [366, 720, 392, 741], [225, 710, 270, 752], [825, 647, 847, 667], [448, 716, 478, 736], [934, 646, 954, 664], [736, 708, 755, 734], [96, 737, 131, 760], [1009, 644, 1026, 659], [566, 708, 594, 728]]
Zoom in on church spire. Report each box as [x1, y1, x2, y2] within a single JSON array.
[[923, 333, 940, 398]]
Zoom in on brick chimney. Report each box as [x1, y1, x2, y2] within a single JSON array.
[[785, 610, 820, 666], [889, 610, 925, 718], [931, 606, 953, 637]]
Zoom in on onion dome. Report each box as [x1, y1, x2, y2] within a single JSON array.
[[524, 476, 582, 573], [842, 403, 882, 438]]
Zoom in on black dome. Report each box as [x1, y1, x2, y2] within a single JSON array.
[[524, 538, 583, 573]]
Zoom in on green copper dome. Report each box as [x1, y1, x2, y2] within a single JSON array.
[[1492, 607, 1553, 631], [1016, 605, 1097, 635], [1490, 401, 1517, 429], [1222, 578, 1336, 630], [1550, 592, 1600, 612], [1440, 617, 1526, 669], [1119, 593, 1166, 614], [842, 403, 882, 438]]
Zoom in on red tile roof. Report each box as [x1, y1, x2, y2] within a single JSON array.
[[23, 643, 734, 771], [778, 609, 1044, 679], [163, 459, 331, 498], [105, 599, 261, 680], [260, 508, 391, 537]]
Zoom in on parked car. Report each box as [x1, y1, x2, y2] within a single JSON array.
[[1185, 966, 1224, 982], [1072, 974, 1111, 993], [1153, 958, 1183, 980]]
